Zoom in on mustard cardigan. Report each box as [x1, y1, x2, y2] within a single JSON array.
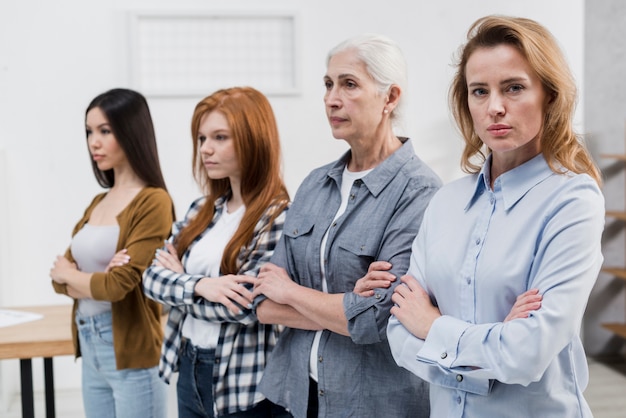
[[52, 187, 173, 369]]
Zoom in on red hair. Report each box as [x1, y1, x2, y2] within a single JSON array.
[[175, 87, 289, 273]]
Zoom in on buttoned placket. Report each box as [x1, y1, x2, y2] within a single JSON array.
[[459, 186, 496, 324], [317, 177, 364, 397]]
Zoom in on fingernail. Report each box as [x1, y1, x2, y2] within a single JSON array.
[[247, 303, 253, 309]]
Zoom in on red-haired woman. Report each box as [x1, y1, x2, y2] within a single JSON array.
[[143, 87, 290, 418]]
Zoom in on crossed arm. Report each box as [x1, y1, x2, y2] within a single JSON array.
[[251, 260, 540, 334]]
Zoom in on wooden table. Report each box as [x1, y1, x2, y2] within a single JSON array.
[[0, 305, 73, 418]]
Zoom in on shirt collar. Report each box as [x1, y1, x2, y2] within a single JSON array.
[[326, 137, 415, 197], [466, 153, 554, 211]]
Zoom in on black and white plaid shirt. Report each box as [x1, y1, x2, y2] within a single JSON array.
[[143, 195, 288, 416]]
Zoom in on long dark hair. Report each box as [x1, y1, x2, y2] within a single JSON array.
[[85, 88, 170, 190]]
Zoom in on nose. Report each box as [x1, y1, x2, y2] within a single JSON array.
[[87, 134, 100, 150], [324, 86, 340, 108], [200, 139, 213, 155], [487, 93, 505, 117]]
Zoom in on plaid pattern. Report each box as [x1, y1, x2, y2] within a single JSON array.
[[143, 195, 288, 416]]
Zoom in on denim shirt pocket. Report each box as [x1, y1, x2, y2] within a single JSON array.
[[282, 215, 315, 282], [332, 238, 378, 293]]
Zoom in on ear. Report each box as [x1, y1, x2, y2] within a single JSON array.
[[385, 85, 402, 111]]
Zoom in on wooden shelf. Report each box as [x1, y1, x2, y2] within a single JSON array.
[[600, 143, 626, 344], [602, 323, 626, 339], [606, 211, 626, 222], [601, 267, 626, 282], [600, 153, 626, 161]]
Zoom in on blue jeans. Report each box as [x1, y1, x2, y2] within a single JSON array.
[[76, 311, 167, 418], [177, 338, 291, 418]]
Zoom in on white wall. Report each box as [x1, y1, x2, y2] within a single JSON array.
[[0, 0, 584, 404]]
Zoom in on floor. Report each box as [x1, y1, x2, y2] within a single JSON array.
[[3, 358, 626, 417]]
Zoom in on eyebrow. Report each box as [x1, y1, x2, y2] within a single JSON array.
[[324, 73, 359, 81], [85, 123, 111, 129], [468, 76, 529, 87], [198, 128, 230, 136]]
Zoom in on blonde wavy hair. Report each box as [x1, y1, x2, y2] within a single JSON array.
[[450, 15, 601, 185]]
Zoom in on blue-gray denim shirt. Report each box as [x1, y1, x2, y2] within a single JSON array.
[[258, 138, 441, 418]]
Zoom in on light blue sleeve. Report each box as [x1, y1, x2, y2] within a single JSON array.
[[387, 208, 492, 395], [416, 176, 604, 385]]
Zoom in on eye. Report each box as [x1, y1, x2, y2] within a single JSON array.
[[101, 128, 112, 135], [215, 134, 228, 141], [86, 129, 92, 137], [198, 135, 206, 143], [507, 84, 525, 94], [471, 87, 488, 97], [345, 80, 357, 89], [324, 80, 333, 90]]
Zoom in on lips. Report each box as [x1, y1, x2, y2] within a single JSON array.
[[487, 124, 511, 136]]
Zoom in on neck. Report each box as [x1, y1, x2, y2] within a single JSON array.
[[226, 179, 244, 213], [111, 166, 146, 191], [490, 149, 541, 188], [348, 132, 401, 171]]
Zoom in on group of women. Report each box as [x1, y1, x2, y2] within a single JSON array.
[[49, 14, 604, 418]]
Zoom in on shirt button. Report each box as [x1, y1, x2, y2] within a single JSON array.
[[440, 352, 447, 359], [475, 238, 480, 245], [375, 294, 381, 299], [318, 356, 323, 363], [319, 389, 325, 396], [456, 396, 462, 404], [332, 222, 337, 227], [215, 358, 220, 364], [456, 374, 463, 382], [293, 229, 298, 235], [466, 278, 471, 284], [350, 194, 355, 200]]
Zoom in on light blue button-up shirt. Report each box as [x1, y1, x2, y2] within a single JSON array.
[[387, 153, 605, 417]]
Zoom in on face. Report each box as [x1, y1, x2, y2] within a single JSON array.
[[197, 110, 240, 184], [86, 107, 128, 172], [324, 49, 387, 143], [466, 44, 547, 162]]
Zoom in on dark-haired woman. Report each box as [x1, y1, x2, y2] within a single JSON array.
[[50, 88, 174, 418]]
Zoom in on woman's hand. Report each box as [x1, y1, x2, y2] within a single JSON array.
[[194, 275, 258, 315], [154, 242, 184, 274], [390, 275, 441, 340], [504, 288, 542, 322], [353, 261, 396, 297], [252, 263, 298, 305], [105, 249, 130, 272], [50, 256, 78, 284]]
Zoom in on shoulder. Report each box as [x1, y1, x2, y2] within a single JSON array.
[[257, 198, 290, 230], [128, 187, 173, 217], [544, 172, 604, 213], [422, 174, 478, 214], [401, 156, 443, 191], [301, 160, 337, 184], [385, 139, 443, 192], [137, 187, 173, 205], [118, 188, 173, 227]]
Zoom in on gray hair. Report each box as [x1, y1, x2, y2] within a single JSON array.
[[327, 33, 408, 125]]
